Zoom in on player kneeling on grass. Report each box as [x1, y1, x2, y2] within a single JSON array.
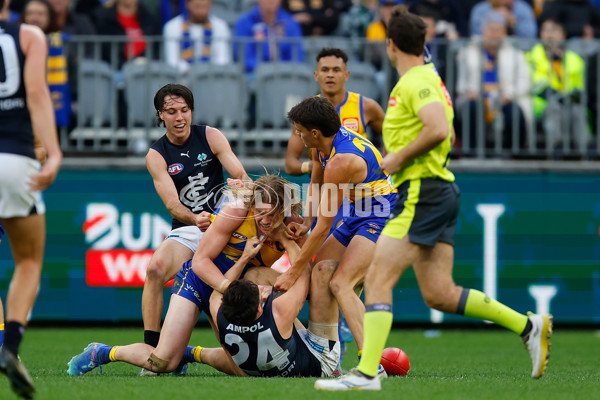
[[67, 175, 308, 376], [195, 259, 341, 377]]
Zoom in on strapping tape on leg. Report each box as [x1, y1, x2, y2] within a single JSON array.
[[147, 353, 168, 373]]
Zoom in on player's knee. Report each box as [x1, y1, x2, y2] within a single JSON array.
[[145, 257, 169, 282], [328, 274, 351, 298], [312, 260, 337, 280], [422, 292, 454, 313]]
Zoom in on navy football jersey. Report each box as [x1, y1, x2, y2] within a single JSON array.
[[0, 21, 35, 159], [150, 125, 224, 229], [217, 291, 322, 377]]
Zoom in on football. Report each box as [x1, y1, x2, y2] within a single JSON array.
[[380, 347, 410, 376]]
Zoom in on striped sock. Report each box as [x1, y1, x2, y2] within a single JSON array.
[[95, 344, 114, 364], [0, 323, 4, 347], [182, 346, 203, 364], [192, 346, 203, 363]]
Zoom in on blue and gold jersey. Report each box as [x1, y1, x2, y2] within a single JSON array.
[[317, 127, 397, 216], [213, 209, 285, 273], [336, 91, 367, 138]]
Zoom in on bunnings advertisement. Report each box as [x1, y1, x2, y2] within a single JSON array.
[[0, 169, 598, 323]]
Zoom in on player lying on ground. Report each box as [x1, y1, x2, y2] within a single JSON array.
[[192, 257, 342, 377], [67, 175, 305, 375]]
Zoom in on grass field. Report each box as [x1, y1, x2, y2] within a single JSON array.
[[1, 327, 598, 400]]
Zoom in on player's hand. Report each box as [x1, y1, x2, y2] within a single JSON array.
[[242, 236, 263, 259], [28, 156, 60, 191], [285, 222, 309, 241], [227, 177, 248, 189], [195, 211, 212, 231], [34, 145, 47, 165], [380, 152, 403, 175], [274, 268, 300, 292], [268, 224, 288, 243]]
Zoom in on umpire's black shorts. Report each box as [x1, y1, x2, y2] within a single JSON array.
[[381, 177, 460, 247]]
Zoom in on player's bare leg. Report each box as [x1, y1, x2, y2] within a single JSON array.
[[317, 235, 375, 350], [1, 215, 47, 398], [69, 294, 201, 376], [142, 240, 194, 342], [413, 242, 462, 313]]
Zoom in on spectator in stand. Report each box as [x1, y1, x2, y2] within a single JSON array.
[[365, 0, 402, 72], [47, 0, 96, 124], [539, 0, 600, 39], [531, 0, 547, 18], [460, 0, 482, 24], [366, 0, 401, 41], [47, 0, 96, 34], [93, 0, 162, 69], [405, 0, 467, 37], [455, 11, 533, 154], [282, 0, 352, 36], [526, 16, 590, 150], [470, 0, 537, 38], [159, 0, 186, 25], [21, 0, 73, 129], [22, 0, 57, 31], [410, 2, 457, 80], [233, 0, 304, 76], [163, 0, 231, 75], [337, 0, 378, 39]]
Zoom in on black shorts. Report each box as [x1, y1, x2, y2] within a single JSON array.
[[382, 178, 460, 247]]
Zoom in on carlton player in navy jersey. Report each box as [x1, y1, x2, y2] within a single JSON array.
[[193, 250, 341, 377], [0, 0, 63, 397], [142, 84, 248, 372]]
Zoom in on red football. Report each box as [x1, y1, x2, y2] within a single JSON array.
[[380, 347, 410, 376]]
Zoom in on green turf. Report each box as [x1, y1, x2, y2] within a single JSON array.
[[1, 327, 598, 399]]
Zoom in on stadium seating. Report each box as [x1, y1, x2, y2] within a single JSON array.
[[123, 60, 180, 128]]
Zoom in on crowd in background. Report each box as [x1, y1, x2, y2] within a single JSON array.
[[5, 0, 600, 158]]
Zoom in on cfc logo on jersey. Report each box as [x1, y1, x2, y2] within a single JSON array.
[[168, 163, 184, 175]]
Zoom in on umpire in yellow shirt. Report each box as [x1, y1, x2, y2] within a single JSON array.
[[315, 5, 552, 391]]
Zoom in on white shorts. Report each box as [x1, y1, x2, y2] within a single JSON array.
[[0, 153, 45, 218], [165, 225, 204, 252], [298, 329, 341, 377]]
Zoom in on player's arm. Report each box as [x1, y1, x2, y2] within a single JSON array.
[[205, 126, 250, 182], [146, 149, 211, 230], [272, 261, 311, 338], [364, 96, 387, 154], [363, 96, 385, 136], [301, 152, 323, 229], [192, 202, 249, 292], [284, 133, 312, 176], [275, 154, 359, 292], [22, 25, 62, 191], [380, 101, 449, 175]]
